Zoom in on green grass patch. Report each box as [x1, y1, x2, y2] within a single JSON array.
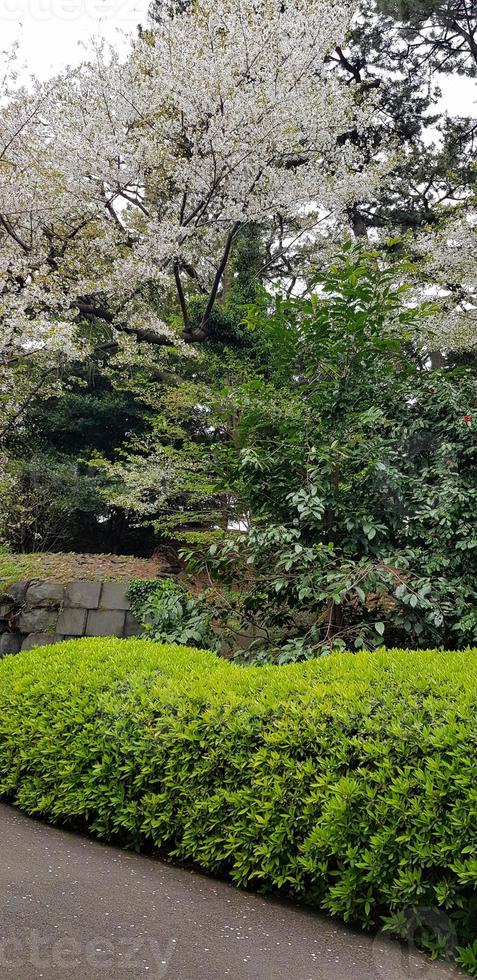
[[0, 639, 476, 971], [0, 553, 45, 589]]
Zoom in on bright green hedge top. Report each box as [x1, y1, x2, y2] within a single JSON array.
[[0, 640, 476, 972]]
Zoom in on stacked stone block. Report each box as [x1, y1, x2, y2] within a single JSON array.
[[0, 580, 142, 656]]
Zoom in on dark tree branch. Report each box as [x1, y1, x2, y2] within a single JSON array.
[[76, 300, 175, 347], [0, 214, 31, 253], [191, 222, 241, 341]]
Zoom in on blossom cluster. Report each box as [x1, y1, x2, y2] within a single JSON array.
[[0, 0, 397, 428]]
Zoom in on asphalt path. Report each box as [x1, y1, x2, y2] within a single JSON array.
[[0, 803, 464, 980]]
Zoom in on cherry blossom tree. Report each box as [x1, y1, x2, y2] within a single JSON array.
[[0, 0, 393, 439], [416, 214, 477, 351]]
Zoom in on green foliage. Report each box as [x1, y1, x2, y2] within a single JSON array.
[[0, 453, 107, 553], [188, 298, 240, 346], [1, 369, 156, 555], [189, 246, 477, 658], [458, 941, 477, 978], [225, 223, 263, 314], [94, 426, 223, 547], [25, 387, 151, 458], [0, 639, 476, 972], [92, 347, 239, 547], [187, 226, 262, 349], [126, 578, 219, 650], [126, 578, 165, 612]]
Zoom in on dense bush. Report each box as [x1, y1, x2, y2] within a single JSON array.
[[188, 249, 477, 660], [0, 640, 476, 972], [126, 578, 219, 650]]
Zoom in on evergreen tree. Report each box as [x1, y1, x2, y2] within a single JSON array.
[[149, 0, 192, 24], [328, 0, 476, 238]]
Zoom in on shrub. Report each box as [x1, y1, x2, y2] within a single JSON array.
[[0, 640, 476, 971], [126, 578, 219, 650], [189, 249, 477, 658]]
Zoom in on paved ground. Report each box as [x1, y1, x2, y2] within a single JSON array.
[[0, 804, 464, 980]]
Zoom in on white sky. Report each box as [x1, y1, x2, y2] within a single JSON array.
[[1, 0, 476, 118], [2, 0, 150, 78], [435, 73, 476, 117]]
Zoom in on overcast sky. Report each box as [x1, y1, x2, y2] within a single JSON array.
[[2, 0, 150, 77], [2, 0, 477, 118]]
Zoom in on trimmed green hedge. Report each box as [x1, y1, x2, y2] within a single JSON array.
[[0, 640, 476, 971]]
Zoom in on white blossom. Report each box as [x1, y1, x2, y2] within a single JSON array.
[[0, 0, 388, 427], [416, 214, 477, 349]]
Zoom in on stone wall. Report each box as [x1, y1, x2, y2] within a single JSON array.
[[0, 580, 142, 656]]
